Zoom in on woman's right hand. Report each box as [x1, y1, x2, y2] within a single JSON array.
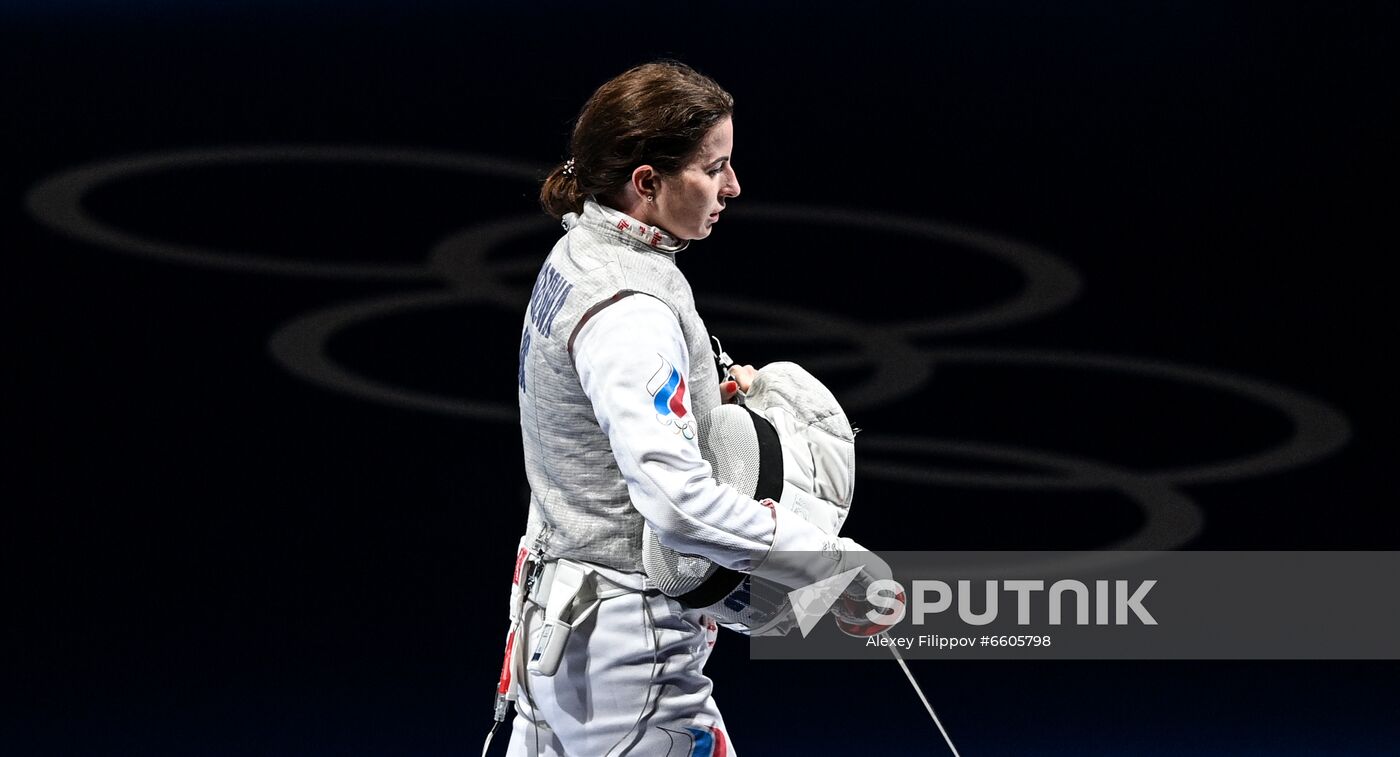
[[720, 364, 757, 404]]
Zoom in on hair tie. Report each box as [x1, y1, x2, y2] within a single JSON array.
[[562, 158, 576, 178]]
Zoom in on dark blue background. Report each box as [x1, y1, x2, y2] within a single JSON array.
[[7, 1, 1398, 754]]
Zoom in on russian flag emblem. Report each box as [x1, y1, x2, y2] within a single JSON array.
[[646, 357, 689, 419], [685, 725, 728, 757]]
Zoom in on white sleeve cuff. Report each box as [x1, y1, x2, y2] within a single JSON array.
[[752, 501, 844, 588]]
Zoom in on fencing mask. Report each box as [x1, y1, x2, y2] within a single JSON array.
[[641, 361, 856, 636]]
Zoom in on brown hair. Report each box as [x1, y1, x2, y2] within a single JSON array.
[[540, 60, 735, 219]]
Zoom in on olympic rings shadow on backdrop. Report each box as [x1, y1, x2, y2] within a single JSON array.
[[25, 145, 1353, 555]]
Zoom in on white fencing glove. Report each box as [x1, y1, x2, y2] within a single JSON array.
[[754, 503, 904, 636]]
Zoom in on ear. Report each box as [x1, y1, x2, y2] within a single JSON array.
[[630, 165, 659, 201]]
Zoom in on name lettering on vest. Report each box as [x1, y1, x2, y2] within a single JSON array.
[[517, 325, 532, 392], [528, 263, 575, 338]]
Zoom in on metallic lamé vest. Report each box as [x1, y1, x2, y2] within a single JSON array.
[[517, 200, 722, 572]]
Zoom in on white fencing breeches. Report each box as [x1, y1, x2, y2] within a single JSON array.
[[506, 586, 734, 756]]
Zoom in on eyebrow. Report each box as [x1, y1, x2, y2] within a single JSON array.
[[708, 156, 730, 167]]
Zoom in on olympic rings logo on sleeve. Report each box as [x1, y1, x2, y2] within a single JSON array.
[[24, 145, 1353, 564]]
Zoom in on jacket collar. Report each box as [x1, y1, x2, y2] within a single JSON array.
[[563, 199, 689, 254]]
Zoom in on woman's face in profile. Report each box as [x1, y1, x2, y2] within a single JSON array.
[[654, 117, 742, 241]]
